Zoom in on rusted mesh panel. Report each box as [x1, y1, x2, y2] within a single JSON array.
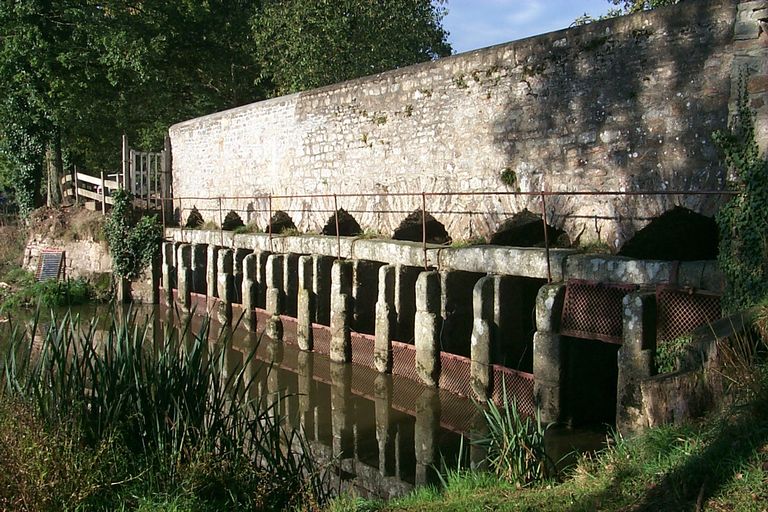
[[280, 315, 299, 345], [351, 331, 376, 370], [312, 324, 332, 356], [392, 340, 420, 384], [561, 280, 636, 344], [438, 352, 473, 398], [437, 391, 477, 433], [490, 365, 535, 417], [656, 286, 722, 345]]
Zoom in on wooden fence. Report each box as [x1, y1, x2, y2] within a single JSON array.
[[61, 170, 120, 213]]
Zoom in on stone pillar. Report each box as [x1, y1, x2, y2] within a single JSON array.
[[176, 243, 192, 312], [266, 340, 284, 421], [312, 255, 334, 325], [330, 361, 353, 460], [283, 253, 300, 318], [252, 250, 271, 309], [470, 276, 495, 401], [297, 255, 314, 351], [234, 248, 251, 304], [191, 243, 207, 295], [216, 248, 234, 324], [374, 265, 397, 373], [265, 254, 284, 340], [161, 241, 175, 303], [414, 387, 439, 486], [206, 244, 219, 300], [241, 253, 258, 331], [330, 259, 354, 363], [532, 283, 566, 424], [297, 350, 315, 439], [616, 291, 656, 436], [374, 373, 394, 476], [414, 271, 441, 387]]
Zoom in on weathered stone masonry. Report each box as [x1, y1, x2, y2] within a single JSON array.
[[169, 0, 768, 249]]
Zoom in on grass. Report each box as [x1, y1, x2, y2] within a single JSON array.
[[0, 271, 96, 311], [328, 333, 768, 512], [1, 309, 329, 510]]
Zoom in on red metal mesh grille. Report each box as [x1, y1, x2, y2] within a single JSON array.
[[561, 280, 636, 344], [438, 352, 473, 398], [351, 332, 376, 369], [312, 324, 332, 355], [490, 365, 535, 417], [392, 341, 420, 384], [656, 286, 722, 345], [279, 314, 298, 343]]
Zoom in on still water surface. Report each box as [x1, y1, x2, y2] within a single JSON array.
[[0, 304, 607, 499]]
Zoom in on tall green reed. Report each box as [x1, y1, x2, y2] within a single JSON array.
[[1, 308, 329, 506]]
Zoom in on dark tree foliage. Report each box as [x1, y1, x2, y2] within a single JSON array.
[[252, 0, 452, 95]]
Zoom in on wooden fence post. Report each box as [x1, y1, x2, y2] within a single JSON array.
[[100, 171, 106, 215], [121, 134, 130, 192]]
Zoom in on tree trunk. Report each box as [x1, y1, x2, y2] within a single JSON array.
[[46, 131, 63, 207]]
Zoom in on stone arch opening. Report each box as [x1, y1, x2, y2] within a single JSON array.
[[489, 209, 569, 247], [267, 210, 297, 234], [392, 209, 451, 244], [321, 208, 362, 236], [618, 206, 718, 261], [222, 210, 244, 231]]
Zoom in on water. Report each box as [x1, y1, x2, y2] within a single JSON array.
[[0, 304, 608, 499]]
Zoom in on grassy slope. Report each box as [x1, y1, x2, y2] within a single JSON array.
[[332, 381, 768, 512]]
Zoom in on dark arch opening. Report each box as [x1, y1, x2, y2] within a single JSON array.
[[185, 206, 204, 228], [222, 210, 244, 231], [321, 208, 362, 236], [392, 209, 451, 244], [618, 206, 718, 261], [489, 209, 569, 248], [267, 210, 296, 234]]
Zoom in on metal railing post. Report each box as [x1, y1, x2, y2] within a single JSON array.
[[541, 192, 552, 283], [422, 192, 428, 270], [334, 194, 341, 260]]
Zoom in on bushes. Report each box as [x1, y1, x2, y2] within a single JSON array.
[[0, 272, 95, 311]]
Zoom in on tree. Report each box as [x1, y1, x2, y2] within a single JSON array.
[[252, 0, 451, 95], [608, 0, 681, 15]]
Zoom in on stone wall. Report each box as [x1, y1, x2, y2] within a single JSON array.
[[24, 235, 112, 281], [169, 0, 768, 249]]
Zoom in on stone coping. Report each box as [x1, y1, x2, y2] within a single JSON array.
[[167, 228, 723, 290]]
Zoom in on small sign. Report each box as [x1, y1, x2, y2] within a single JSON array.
[[37, 250, 64, 282]]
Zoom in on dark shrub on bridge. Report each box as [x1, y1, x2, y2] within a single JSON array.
[[321, 208, 362, 236], [185, 206, 204, 229], [490, 209, 569, 248], [221, 210, 245, 231], [392, 209, 451, 244], [618, 206, 718, 261], [268, 210, 297, 234]]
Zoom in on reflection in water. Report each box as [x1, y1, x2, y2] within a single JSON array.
[[0, 304, 608, 499]]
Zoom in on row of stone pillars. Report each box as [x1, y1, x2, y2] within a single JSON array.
[[162, 241, 523, 402]]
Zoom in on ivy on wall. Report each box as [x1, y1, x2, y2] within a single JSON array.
[[103, 189, 162, 280], [714, 76, 768, 313]]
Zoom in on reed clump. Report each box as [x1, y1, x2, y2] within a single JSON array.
[[1, 309, 328, 510]]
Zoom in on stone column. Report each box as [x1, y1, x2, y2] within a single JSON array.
[[297, 350, 315, 439], [330, 361, 353, 460], [330, 259, 354, 363], [374, 373, 394, 476], [470, 276, 495, 401], [374, 265, 397, 373], [414, 271, 441, 387], [161, 241, 175, 304], [176, 243, 192, 312], [617, 291, 656, 436], [297, 255, 315, 351], [206, 244, 219, 300], [283, 253, 300, 318], [266, 340, 284, 421], [312, 255, 333, 325], [191, 243, 207, 295], [216, 248, 234, 324], [414, 387, 440, 486], [252, 250, 271, 310], [241, 253, 258, 331], [532, 283, 566, 424], [265, 254, 284, 340], [234, 248, 251, 304]]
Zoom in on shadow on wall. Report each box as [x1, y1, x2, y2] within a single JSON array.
[[491, 2, 733, 251]]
